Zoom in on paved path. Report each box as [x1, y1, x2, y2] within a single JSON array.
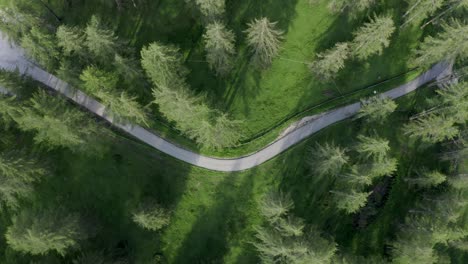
[[0, 32, 452, 172]]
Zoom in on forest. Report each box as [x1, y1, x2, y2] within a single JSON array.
[[0, 0, 466, 263]]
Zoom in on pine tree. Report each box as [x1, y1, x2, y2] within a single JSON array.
[[56, 25, 84, 56], [403, 0, 446, 26], [404, 114, 459, 143], [245, 17, 283, 68], [355, 135, 391, 161], [0, 152, 46, 210], [331, 190, 371, 214], [437, 81, 468, 124], [21, 27, 59, 70], [203, 21, 236, 76], [6, 209, 87, 256], [406, 170, 447, 188], [356, 95, 397, 123], [95, 90, 148, 126], [325, 0, 375, 14], [351, 14, 395, 60], [80, 66, 119, 93], [414, 20, 468, 68], [310, 42, 350, 82], [84, 15, 117, 59], [192, 0, 225, 21], [259, 191, 294, 224], [140, 42, 187, 88], [132, 202, 171, 231], [310, 142, 349, 177]]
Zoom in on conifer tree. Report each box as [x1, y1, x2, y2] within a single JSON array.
[[310, 42, 350, 82], [140, 42, 187, 88], [351, 14, 395, 60], [330, 190, 371, 214], [415, 20, 468, 68], [6, 209, 87, 256], [56, 25, 84, 56], [245, 17, 283, 68], [355, 135, 391, 161], [356, 95, 397, 123], [203, 22, 236, 76], [310, 142, 349, 177], [84, 16, 117, 59], [404, 114, 459, 143], [132, 202, 171, 232], [0, 152, 46, 210]]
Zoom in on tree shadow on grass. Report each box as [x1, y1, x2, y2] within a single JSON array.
[[168, 169, 260, 264], [31, 132, 194, 263]]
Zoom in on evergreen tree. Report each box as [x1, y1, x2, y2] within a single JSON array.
[[356, 95, 397, 123], [355, 135, 391, 161], [84, 16, 117, 59], [415, 20, 468, 68], [330, 190, 371, 214], [95, 90, 149, 126], [309, 42, 350, 82], [363, 157, 398, 179], [351, 14, 395, 60], [448, 174, 468, 189], [404, 114, 459, 143], [0, 152, 46, 209], [203, 22, 236, 76], [325, 0, 375, 14], [406, 170, 447, 188], [403, 0, 446, 26], [56, 25, 84, 56], [310, 142, 349, 177], [259, 191, 294, 224], [21, 27, 59, 70], [437, 81, 468, 124], [6, 209, 87, 256], [132, 202, 171, 232], [245, 17, 283, 68], [140, 42, 187, 88], [192, 0, 225, 21], [80, 66, 118, 93]]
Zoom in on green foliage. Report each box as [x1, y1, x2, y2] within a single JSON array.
[[191, 0, 225, 21], [351, 14, 395, 60], [245, 17, 283, 68], [363, 157, 398, 178], [403, 0, 445, 26], [448, 173, 468, 189], [203, 22, 236, 76], [254, 190, 336, 263], [21, 27, 58, 70], [84, 16, 118, 60], [259, 191, 294, 224], [132, 202, 171, 231], [80, 66, 118, 93], [95, 90, 149, 126], [356, 95, 397, 123], [309, 42, 350, 82], [404, 114, 459, 143], [406, 170, 447, 188], [354, 135, 390, 161], [325, 0, 375, 14], [437, 81, 468, 124], [0, 152, 46, 210], [331, 190, 371, 214], [309, 142, 349, 177], [56, 25, 84, 56], [415, 20, 468, 68], [6, 209, 87, 256], [140, 42, 187, 88]]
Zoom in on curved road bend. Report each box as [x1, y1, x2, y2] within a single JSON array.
[[0, 33, 452, 172]]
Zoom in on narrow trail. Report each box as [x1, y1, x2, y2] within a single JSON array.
[[0, 33, 452, 172]]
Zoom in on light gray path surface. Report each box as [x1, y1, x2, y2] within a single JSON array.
[[0, 32, 452, 172]]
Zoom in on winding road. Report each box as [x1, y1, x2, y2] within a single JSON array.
[[0, 32, 452, 172]]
